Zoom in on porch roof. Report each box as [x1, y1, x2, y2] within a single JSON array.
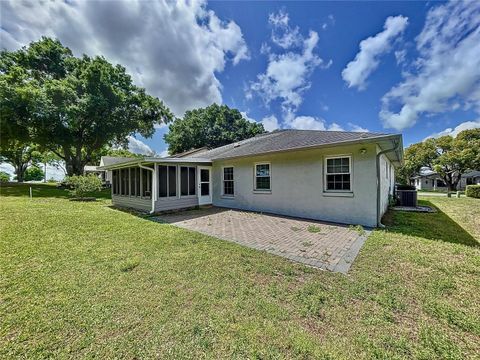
[[98, 157, 212, 170]]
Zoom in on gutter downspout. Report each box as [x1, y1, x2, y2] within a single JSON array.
[[376, 141, 400, 228], [138, 163, 155, 214]]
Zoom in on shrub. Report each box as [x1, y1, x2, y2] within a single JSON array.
[[465, 185, 480, 199], [0, 171, 10, 182], [24, 166, 44, 181], [65, 175, 103, 198]]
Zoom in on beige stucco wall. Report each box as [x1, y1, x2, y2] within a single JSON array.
[[378, 149, 395, 218], [212, 143, 379, 227]]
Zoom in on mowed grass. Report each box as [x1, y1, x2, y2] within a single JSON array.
[[1, 184, 479, 359]]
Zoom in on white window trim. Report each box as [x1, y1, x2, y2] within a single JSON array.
[[254, 162, 272, 192], [222, 166, 235, 197], [324, 155, 353, 193]]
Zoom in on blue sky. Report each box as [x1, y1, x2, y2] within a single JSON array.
[[2, 0, 480, 160]]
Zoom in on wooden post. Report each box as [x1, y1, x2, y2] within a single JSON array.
[[29, 186, 32, 199]]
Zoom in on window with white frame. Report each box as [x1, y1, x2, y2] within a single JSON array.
[[325, 156, 351, 191], [223, 167, 234, 196], [255, 163, 271, 191]]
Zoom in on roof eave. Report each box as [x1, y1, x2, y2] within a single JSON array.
[[212, 134, 403, 162]]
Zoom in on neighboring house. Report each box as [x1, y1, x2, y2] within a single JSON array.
[[411, 168, 447, 191], [99, 130, 403, 227], [84, 156, 134, 184], [458, 170, 480, 190]]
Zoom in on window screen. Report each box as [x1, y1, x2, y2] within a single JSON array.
[[159, 165, 168, 197], [168, 166, 177, 197], [223, 167, 234, 195], [255, 163, 271, 190], [326, 157, 351, 191]]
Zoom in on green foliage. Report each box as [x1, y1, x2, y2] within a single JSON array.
[[23, 166, 44, 181], [0, 184, 479, 358], [64, 174, 103, 198], [0, 37, 172, 176], [164, 103, 265, 154], [0, 142, 42, 182], [0, 171, 10, 182], [465, 185, 480, 199], [307, 225, 321, 233], [105, 148, 143, 159], [398, 129, 480, 190]]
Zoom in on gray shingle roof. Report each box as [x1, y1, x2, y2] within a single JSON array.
[[186, 129, 394, 160]]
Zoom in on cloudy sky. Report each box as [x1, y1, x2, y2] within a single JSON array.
[[1, 0, 480, 162]]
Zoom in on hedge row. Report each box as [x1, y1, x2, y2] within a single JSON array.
[[465, 185, 480, 199]]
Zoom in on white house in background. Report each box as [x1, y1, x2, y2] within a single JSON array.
[[99, 130, 403, 227], [459, 170, 480, 190], [411, 168, 447, 191], [84, 156, 134, 184]]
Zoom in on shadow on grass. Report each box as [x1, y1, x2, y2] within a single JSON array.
[[0, 182, 111, 200], [382, 200, 478, 248]]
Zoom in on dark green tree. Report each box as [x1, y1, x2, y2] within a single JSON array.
[[24, 166, 44, 181], [0, 37, 172, 176], [164, 103, 265, 155], [0, 142, 41, 182]]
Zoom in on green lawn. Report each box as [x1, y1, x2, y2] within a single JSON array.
[[1, 183, 479, 359]]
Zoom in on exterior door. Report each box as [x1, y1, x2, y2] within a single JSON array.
[[198, 166, 212, 205]]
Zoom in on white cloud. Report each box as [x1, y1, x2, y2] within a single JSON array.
[[322, 14, 335, 31], [289, 116, 326, 130], [327, 123, 344, 131], [127, 136, 154, 156], [261, 115, 280, 132], [394, 49, 407, 65], [425, 120, 480, 140], [348, 123, 369, 132], [381, 1, 480, 130], [268, 10, 302, 49], [159, 149, 170, 158], [250, 11, 329, 122], [342, 15, 409, 90], [285, 116, 348, 132], [0, 0, 249, 116]]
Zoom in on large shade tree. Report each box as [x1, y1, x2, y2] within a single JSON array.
[[0, 37, 172, 175], [399, 129, 480, 190], [164, 103, 265, 155]]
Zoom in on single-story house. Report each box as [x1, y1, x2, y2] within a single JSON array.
[[458, 170, 480, 190], [99, 130, 403, 227], [84, 156, 134, 185], [411, 168, 447, 191]]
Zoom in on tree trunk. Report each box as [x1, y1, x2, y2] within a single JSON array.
[[44, 161, 47, 182], [64, 155, 86, 176], [14, 163, 28, 182]]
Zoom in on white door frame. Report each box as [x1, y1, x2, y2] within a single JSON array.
[[198, 166, 212, 205]]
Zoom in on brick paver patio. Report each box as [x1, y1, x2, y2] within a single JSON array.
[[154, 207, 370, 273]]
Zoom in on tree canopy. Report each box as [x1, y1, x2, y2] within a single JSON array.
[[164, 104, 265, 155], [399, 128, 480, 190], [0, 37, 172, 175]]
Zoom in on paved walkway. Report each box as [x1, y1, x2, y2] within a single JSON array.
[[153, 207, 369, 273]]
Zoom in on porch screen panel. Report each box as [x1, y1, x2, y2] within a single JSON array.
[[130, 168, 135, 196], [188, 167, 196, 195], [168, 166, 177, 197], [159, 166, 168, 197], [135, 168, 140, 196], [112, 170, 117, 195], [180, 167, 188, 196], [142, 168, 151, 198]]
